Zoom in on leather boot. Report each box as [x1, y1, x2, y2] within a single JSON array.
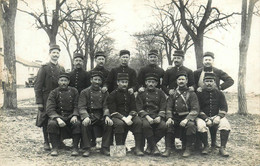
[[210, 127, 219, 148], [147, 136, 160, 156], [82, 148, 90, 157], [115, 133, 124, 145], [71, 134, 80, 156], [43, 126, 51, 151], [182, 135, 194, 157], [162, 133, 173, 157], [199, 132, 209, 155], [219, 130, 230, 157], [101, 147, 110, 156], [49, 133, 60, 156], [145, 143, 152, 154], [134, 134, 144, 156]]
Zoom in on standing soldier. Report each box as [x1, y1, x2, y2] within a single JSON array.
[[78, 71, 113, 157], [107, 73, 144, 156], [194, 52, 233, 148], [162, 71, 199, 157], [46, 73, 81, 156], [69, 53, 91, 93], [162, 50, 195, 96], [103, 50, 137, 94], [196, 73, 231, 157], [136, 73, 167, 156], [34, 44, 65, 151], [137, 49, 165, 92]]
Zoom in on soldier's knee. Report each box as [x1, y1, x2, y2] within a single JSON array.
[[186, 121, 197, 135], [218, 117, 231, 131], [196, 118, 207, 133], [48, 119, 58, 128]]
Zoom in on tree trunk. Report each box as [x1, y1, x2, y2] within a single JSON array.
[[1, 13, 17, 109], [193, 36, 204, 69], [48, 33, 57, 45]]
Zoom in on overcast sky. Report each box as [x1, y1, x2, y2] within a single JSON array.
[[6, 0, 260, 93]]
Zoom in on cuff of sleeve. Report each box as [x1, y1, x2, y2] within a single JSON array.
[[129, 111, 137, 117], [111, 112, 124, 119], [218, 110, 226, 118], [158, 110, 165, 118], [103, 109, 110, 117], [138, 110, 148, 118]]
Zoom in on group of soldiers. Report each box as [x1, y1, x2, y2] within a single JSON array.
[[34, 44, 234, 158]]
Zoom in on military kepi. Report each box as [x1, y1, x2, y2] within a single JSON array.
[[49, 44, 61, 52], [148, 49, 158, 56], [59, 72, 70, 80], [73, 52, 84, 60], [117, 73, 129, 80], [91, 71, 103, 79], [204, 72, 216, 80], [176, 71, 187, 78], [119, 50, 130, 56], [173, 50, 184, 57], [95, 51, 106, 58], [203, 52, 214, 59], [145, 73, 159, 81]]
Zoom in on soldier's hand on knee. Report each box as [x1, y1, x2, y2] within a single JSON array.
[[105, 116, 113, 126], [145, 115, 154, 124], [205, 118, 213, 127], [153, 117, 161, 124], [128, 88, 134, 94], [166, 118, 174, 127], [82, 117, 91, 126], [213, 116, 221, 125], [169, 89, 176, 95], [180, 119, 188, 127], [197, 87, 202, 92], [188, 86, 194, 92], [70, 116, 78, 124], [122, 117, 133, 126], [37, 104, 44, 112], [101, 87, 108, 93], [56, 118, 66, 127], [138, 87, 145, 93]]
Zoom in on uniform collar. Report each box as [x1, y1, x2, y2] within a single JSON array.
[[50, 60, 58, 65], [90, 85, 101, 91]]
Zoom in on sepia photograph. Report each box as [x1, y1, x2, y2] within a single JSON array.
[[0, 0, 259, 165]]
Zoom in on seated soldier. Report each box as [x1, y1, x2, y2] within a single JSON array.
[[46, 73, 81, 156], [107, 73, 144, 156], [196, 73, 231, 157], [78, 71, 113, 157], [163, 71, 199, 157], [136, 73, 167, 156]]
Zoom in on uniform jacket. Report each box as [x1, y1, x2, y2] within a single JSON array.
[[90, 66, 110, 83], [194, 67, 234, 91], [166, 87, 199, 121], [137, 64, 165, 89], [46, 86, 79, 120], [104, 65, 137, 93], [162, 66, 195, 95], [34, 62, 65, 127], [197, 88, 228, 119], [78, 86, 109, 120], [136, 88, 166, 119], [69, 68, 91, 93], [107, 88, 137, 119]]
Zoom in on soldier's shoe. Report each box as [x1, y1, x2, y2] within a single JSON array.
[[211, 142, 220, 148], [50, 149, 58, 156], [162, 148, 171, 157], [145, 145, 152, 154], [219, 147, 229, 157], [201, 146, 210, 155], [58, 141, 67, 149], [82, 149, 90, 157], [151, 146, 161, 156], [101, 147, 110, 156], [43, 142, 51, 151], [71, 148, 79, 156], [182, 147, 191, 157], [134, 147, 144, 156]]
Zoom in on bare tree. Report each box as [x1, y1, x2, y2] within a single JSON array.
[[238, 0, 259, 115], [0, 0, 18, 109], [172, 0, 237, 68]]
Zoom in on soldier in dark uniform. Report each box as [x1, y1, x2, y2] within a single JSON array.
[[194, 52, 233, 148], [107, 73, 144, 156], [90, 51, 110, 85], [103, 50, 137, 94], [162, 71, 199, 157], [162, 50, 195, 96], [34, 44, 65, 151], [68, 53, 91, 93], [137, 49, 165, 92], [136, 73, 167, 156], [46, 73, 81, 156], [194, 51, 234, 92], [196, 73, 231, 157], [78, 71, 113, 157]]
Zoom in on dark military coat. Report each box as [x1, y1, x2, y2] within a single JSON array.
[[107, 88, 137, 119], [104, 65, 137, 93], [166, 87, 199, 121], [69, 68, 91, 93], [137, 64, 165, 89], [46, 86, 79, 120], [136, 88, 166, 119], [197, 89, 228, 119], [162, 66, 195, 95], [34, 62, 65, 127], [194, 67, 234, 91]]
